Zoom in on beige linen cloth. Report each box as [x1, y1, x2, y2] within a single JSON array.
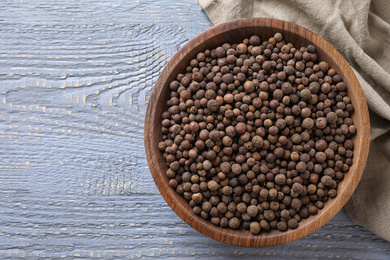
[[198, 0, 390, 241]]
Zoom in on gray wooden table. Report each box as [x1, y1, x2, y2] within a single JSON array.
[[0, 0, 389, 259]]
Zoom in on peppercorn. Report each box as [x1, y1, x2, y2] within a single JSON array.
[[216, 202, 227, 214], [291, 198, 302, 210], [287, 218, 298, 229], [244, 81, 255, 93], [300, 89, 312, 101], [192, 193, 203, 204], [315, 152, 327, 163], [247, 205, 259, 217], [234, 122, 245, 134], [307, 184, 317, 194], [208, 180, 219, 191], [231, 163, 242, 175], [302, 118, 314, 129], [264, 210, 275, 221], [236, 43, 248, 54], [299, 207, 310, 219], [308, 205, 318, 215], [277, 221, 288, 231], [159, 32, 355, 235], [316, 117, 327, 129], [237, 202, 247, 214], [292, 183, 303, 194], [229, 217, 241, 229], [296, 162, 307, 173], [315, 139, 327, 151], [249, 221, 261, 234]]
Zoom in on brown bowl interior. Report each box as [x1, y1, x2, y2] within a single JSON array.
[[144, 18, 370, 247]]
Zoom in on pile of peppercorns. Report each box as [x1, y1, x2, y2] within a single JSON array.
[[158, 33, 356, 234]]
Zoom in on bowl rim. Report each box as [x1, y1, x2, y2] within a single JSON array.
[[144, 17, 370, 247]]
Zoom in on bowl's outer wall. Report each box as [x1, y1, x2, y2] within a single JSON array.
[[144, 18, 370, 247]]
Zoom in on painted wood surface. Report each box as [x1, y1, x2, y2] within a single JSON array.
[[0, 0, 388, 258]]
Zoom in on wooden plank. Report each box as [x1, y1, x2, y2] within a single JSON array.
[[0, 0, 388, 258], [0, 194, 389, 259]]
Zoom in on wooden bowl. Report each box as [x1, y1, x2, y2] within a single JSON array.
[[144, 18, 370, 247]]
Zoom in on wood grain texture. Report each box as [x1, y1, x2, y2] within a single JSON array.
[[145, 18, 370, 247], [0, 0, 388, 258]]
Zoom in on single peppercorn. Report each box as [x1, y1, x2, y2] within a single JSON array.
[[247, 205, 259, 217], [287, 218, 298, 229], [237, 43, 248, 54], [302, 118, 314, 129], [315, 139, 327, 151], [277, 221, 288, 231], [208, 180, 219, 191], [250, 221, 261, 234], [316, 117, 327, 129], [229, 217, 241, 229], [236, 122, 246, 134], [244, 81, 255, 93], [300, 89, 312, 100], [192, 193, 203, 204]]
